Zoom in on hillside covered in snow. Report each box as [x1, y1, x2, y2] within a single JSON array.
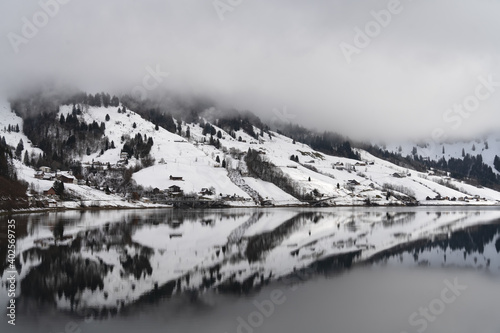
[[1, 92, 500, 210], [385, 136, 500, 176]]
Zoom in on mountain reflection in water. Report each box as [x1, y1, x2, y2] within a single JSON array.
[[1, 207, 500, 324]]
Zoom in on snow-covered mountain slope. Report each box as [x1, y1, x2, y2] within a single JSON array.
[[186, 118, 500, 204], [58, 105, 251, 201], [1, 99, 500, 206], [12, 160, 164, 209], [385, 134, 500, 175], [0, 100, 44, 159]]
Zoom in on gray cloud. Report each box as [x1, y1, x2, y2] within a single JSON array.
[[1, 0, 499, 141]]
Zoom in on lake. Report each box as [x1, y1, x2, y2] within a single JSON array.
[[1, 207, 500, 333]]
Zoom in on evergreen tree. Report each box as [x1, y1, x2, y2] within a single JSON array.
[[494, 155, 500, 172], [23, 151, 30, 166], [105, 114, 110, 121], [15, 139, 24, 159], [186, 126, 190, 138], [203, 123, 212, 136], [102, 93, 111, 108], [133, 122, 137, 128], [53, 180, 65, 196], [110, 95, 120, 107], [216, 156, 220, 163], [462, 148, 465, 157], [110, 140, 115, 149], [94, 93, 102, 107]]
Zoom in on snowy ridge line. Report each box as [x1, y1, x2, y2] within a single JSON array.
[[2, 100, 500, 207]]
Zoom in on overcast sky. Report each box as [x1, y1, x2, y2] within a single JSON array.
[[1, 0, 499, 141]]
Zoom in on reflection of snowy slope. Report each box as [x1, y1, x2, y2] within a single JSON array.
[[5, 207, 500, 314]]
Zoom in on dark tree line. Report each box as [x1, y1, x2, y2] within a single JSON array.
[[0, 138, 15, 180], [10, 92, 113, 169], [4, 124, 20, 133], [363, 145, 428, 172], [63, 92, 120, 108], [276, 124, 360, 160], [216, 112, 268, 140], [429, 154, 499, 187], [0, 138, 27, 205], [202, 122, 217, 136], [246, 149, 312, 201], [122, 133, 154, 160], [22, 109, 108, 169], [142, 111, 176, 133], [366, 144, 500, 189]]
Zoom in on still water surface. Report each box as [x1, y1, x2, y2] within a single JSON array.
[[1, 207, 500, 333]]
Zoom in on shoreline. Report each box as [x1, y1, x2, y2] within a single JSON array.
[[0, 204, 173, 217], [2, 201, 499, 216]]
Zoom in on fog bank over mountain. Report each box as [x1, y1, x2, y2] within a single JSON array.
[[1, 0, 499, 141]]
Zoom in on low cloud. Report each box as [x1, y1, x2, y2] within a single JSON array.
[[1, 0, 499, 141]]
